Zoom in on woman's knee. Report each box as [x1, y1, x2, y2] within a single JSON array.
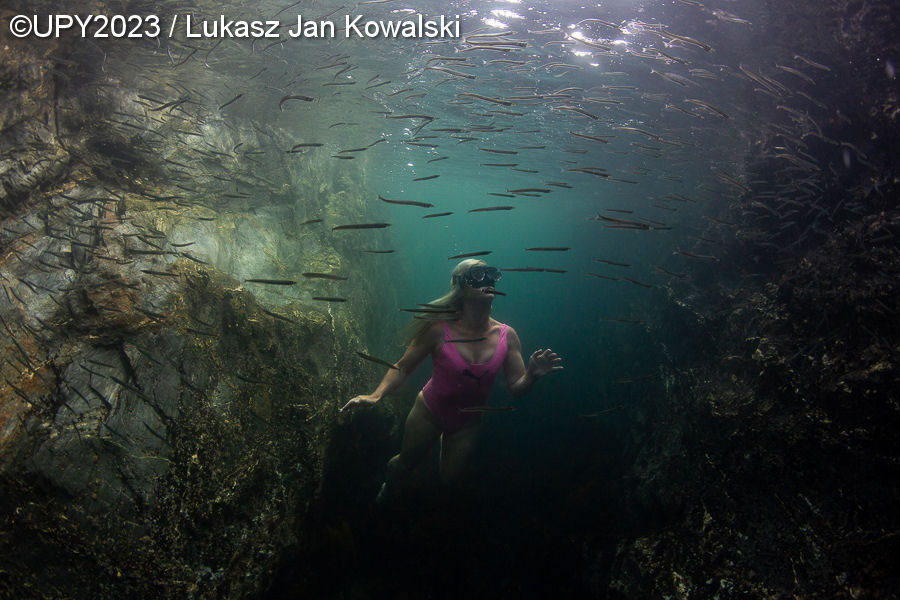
[[386, 453, 406, 479]]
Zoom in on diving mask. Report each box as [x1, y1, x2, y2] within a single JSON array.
[[457, 265, 502, 288]]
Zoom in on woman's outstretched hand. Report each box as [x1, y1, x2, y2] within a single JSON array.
[[527, 349, 563, 378], [340, 394, 379, 413]]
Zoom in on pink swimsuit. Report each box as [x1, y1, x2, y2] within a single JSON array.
[[422, 322, 509, 433]]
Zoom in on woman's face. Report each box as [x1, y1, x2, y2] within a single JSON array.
[[458, 262, 499, 301]]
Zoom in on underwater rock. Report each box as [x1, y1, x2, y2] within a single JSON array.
[[0, 34, 391, 599]]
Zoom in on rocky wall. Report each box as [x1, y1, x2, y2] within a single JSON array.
[[0, 23, 389, 599]]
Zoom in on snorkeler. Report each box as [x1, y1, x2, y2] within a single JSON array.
[[341, 259, 563, 502]]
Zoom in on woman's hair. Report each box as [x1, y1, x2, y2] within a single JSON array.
[[400, 258, 486, 346]]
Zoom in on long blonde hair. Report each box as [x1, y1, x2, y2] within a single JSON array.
[[400, 258, 487, 346]]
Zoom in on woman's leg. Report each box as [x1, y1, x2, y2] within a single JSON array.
[[439, 423, 481, 487], [380, 393, 442, 499]]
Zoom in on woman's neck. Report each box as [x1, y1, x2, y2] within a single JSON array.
[[458, 300, 492, 332]]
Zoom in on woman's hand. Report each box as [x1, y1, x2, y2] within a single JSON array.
[[340, 394, 380, 413], [526, 349, 563, 378]]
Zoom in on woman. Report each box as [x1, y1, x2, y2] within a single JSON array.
[[341, 259, 563, 502]]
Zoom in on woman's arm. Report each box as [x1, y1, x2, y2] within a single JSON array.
[[340, 324, 440, 412], [504, 326, 563, 398]]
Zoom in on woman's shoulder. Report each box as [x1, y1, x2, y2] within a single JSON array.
[[490, 319, 516, 342], [490, 318, 511, 331], [423, 321, 449, 343], [500, 322, 520, 345]]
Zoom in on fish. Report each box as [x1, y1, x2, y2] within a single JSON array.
[[103, 424, 132, 444], [711, 168, 750, 192], [135, 306, 168, 320], [356, 351, 399, 370], [127, 249, 171, 256], [362, 249, 396, 253], [426, 66, 476, 79], [775, 64, 816, 85], [793, 54, 831, 71], [413, 175, 440, 181], [423, 212, 453, 218], [279, 94, 317, 110], [180, 253, 208, 265], [484, 109, 525, 116], [654, 266, 687, 278], [332, 223, 391, 230], [613, 126, 662, 141], [655, 28, 712, 52], [621, 277, 654, 289], [567, 167, 610, 177], [425, 56, 469, 64], [245, 278, 297, 285], [469, 206, 515, 212], [489, 193, 516, 198], [141, 270, 180, 277], [428, 156, 449, 163], [502, 267, 567, 273], [312, 296, 347, 302], [651, 69, 697, 87], [570, 132, 610, 143], [302, 273, 348, 281], [703, 216, 737, 227], [592, 215, 656, 230], [685, 98, 730, 118], [673, 249, 719, 261], [585, 272, 618, 281], [379, 195, 433, 208], [456, 93, 513, 106], [579, 405, 625, 418], [148, 97, 189, 112], [480, 148, 519, 155], [143, 421, 170, 446], [510, 188, 551, 194], [593, 259, 631, 267], [480, 163, 518, 167], [552, 105, 600, 120], [218, 94, 243, 110], [300, 218, 323, 225], [385, 113, 434, 120], [449, 251, 492, 259], [738, 64, 784, 95]]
